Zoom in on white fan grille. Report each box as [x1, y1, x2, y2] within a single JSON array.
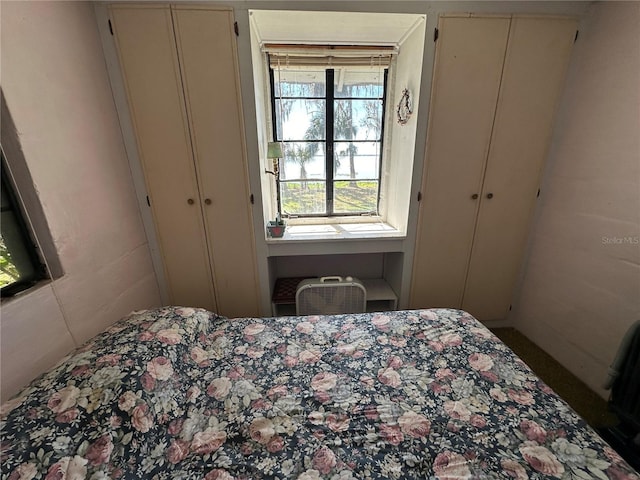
[[296, 277, 366, 315]]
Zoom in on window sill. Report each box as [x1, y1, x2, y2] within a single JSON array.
[[266, 221, 405, 243], [0, 279, 53, 304]]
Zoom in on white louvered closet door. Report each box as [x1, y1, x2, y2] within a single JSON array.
[[110, 5, 261, 317], [410, 16, 511, 311], [110, 5, 217, 311], [461, 16, 578, 320], [172, 6, 260, 317], [411, 15, 577, 322]]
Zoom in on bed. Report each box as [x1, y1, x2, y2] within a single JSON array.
[[2, 307, 638, 479]]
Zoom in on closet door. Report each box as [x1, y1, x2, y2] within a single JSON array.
[[462, 16, 578, 320], [172, 7, 260, 317], [410, 16, 510, 309], [110, 5, 217, 310]]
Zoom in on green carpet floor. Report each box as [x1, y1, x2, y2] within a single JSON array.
[[491, 327, 618, 429]]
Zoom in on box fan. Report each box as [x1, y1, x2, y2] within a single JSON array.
[[296, 276, 367, 315]]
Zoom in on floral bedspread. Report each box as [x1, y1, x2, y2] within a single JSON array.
[[2, 307, 638, 479]]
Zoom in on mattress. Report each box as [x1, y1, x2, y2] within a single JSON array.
[[2, 307, 638, 479]]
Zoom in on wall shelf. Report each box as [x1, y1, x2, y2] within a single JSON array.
[[362, 278, 398, 312]]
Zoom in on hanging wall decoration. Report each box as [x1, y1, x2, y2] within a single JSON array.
[[396, 88, 412, 125]]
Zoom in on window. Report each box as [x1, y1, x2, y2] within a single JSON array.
[[251, 11, 427, 236], [270, 60, 388, 217], [0, 150, 46, 296]]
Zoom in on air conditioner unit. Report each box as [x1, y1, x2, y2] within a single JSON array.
[[296, 276, 367, 315]]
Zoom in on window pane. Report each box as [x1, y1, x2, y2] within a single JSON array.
[[270, 65, 387, 218], [0, 230, 36, 288], [334, 141, 381, 180], [333, 180, 378, 214], [334, 68, 385, 98], [276, 99, 325, 141], [273, 69, 326, 97], [0, 189, 37, 289], [281, 142, 326, 181], [280, 181, 326, 215], [334, 100, 383, 141]]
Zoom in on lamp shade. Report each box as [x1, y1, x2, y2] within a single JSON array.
[[267, 142, 283, 159]]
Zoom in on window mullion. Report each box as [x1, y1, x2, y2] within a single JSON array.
[[326, 69, 335, 216]]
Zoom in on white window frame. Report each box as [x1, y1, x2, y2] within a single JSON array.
[[268, 58, 391, 219]]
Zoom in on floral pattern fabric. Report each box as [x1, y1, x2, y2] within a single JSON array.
[[2, 307, 638, 479]]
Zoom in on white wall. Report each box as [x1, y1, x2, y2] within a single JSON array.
[[384, 16, 426, 232], [0, 1, 161, 401], [511, 1, 640, 398]]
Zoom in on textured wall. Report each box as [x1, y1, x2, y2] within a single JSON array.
[[511, 1, 640, 398], [1, 1, 161, 401]]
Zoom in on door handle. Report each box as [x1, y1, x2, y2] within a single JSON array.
[[471, 194, 479, 200], [486, 193, 494, 199], [204, 198, 212, 205], [187, 198, 195, 205]]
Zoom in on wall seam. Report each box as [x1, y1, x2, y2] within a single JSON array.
[[50, 281, 79, 347]]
